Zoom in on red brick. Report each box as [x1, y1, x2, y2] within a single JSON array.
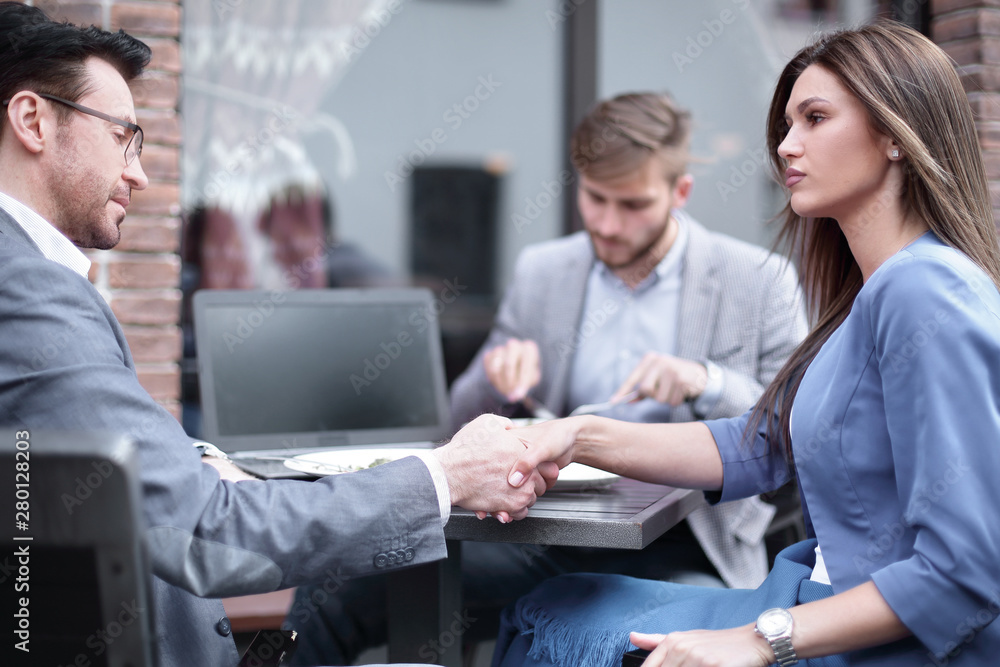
[[977, 120, 1000, 148], [934, 0, 1000, 15], [933, 10, 974, 42], [118, 216, 181, 253], [111, 2, 181, 38], [135, 144, 180, 181], [934, 8, 1000, 42], [983, 149, 1000, 179], [121, 325, 182, 363], [957, 63, 1000, 92], [938, 36, 1000, 66], [109, 254, 181, 289], [130, 182, 181, 217], [968, 91, 1000, 121], [989, 180, 1000, 208], [135, 362, 181, 401], [131, 72, 179, 110], [111, 289, 182, 325], [137, 109, 181, 146], [145, 37, 181, 74], [34, 1, 102, 26]]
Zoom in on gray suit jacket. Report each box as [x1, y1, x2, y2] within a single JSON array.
[[451, 218, 809, 588], [0, 209, 447, 667]]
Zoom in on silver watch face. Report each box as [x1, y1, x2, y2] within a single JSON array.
[[757, 608, 793, 636]]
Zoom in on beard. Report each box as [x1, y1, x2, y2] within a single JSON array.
[[48, 129, 126, 250], [589, 217, 673, 284], [76, 221, 122, 250], [596, 237, 663, 285], [52, 191, 124, 250]]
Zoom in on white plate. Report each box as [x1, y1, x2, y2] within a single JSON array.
[[284, 447, 619, 491], [553, 463, 619, 491], [284, 447, 431, 476]]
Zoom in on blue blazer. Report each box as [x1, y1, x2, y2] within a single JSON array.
[[707, 233, 1000, 665], [0, 209, 447, 667]]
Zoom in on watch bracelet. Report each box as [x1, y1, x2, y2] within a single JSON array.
[[770, 635, 798, 666]]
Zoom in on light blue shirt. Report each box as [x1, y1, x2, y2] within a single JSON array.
[[568, 212, 721, 421]]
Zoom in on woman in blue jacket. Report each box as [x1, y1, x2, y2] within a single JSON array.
[[493, 20, 1000, 667]]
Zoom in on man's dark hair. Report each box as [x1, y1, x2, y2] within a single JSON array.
[[0, 2, 151, 134]]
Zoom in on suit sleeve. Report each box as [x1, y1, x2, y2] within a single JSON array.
[[705, 258, 808, 420], [864, 255, 1000, 654], [0, 253, 447, 597]]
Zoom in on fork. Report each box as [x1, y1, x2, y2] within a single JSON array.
[[568, 390, 641, 417], [521, 396, 558, 420]]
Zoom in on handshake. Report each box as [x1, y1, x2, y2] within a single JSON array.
[[432, 414, 577, 523]]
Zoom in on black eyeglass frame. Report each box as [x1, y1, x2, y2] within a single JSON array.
[[2, 92, 143, 165]]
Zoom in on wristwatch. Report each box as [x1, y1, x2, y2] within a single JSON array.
[[754, 607, 799, 666]]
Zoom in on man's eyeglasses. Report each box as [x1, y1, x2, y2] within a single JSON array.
[[2, 93, 143, 166]]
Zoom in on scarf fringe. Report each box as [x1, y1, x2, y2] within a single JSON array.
[[517, 600, 635, 667]]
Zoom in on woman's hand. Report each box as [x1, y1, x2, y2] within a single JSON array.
[[508, 416, 585, 477], [479, 417, 588, 519], [469, 416, 570, 520], [631, 626, 773, 667]]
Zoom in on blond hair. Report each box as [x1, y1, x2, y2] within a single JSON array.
[[570, 92, 691, 183]]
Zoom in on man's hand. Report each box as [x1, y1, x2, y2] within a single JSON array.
[[433, 414, 552, 522], [483, 338, 541, 403], [613, 353, 708, 406], [630, 626, 772, 667]]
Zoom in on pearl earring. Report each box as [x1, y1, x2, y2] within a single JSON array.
[[892, 149, 900, 158]]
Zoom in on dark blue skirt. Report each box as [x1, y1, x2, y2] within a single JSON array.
[[492, 539, 924, 666]]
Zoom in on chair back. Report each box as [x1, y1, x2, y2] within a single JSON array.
[[0, 429, 156, 666]]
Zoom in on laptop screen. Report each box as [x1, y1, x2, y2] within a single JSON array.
[[193, 288, 452, 452]]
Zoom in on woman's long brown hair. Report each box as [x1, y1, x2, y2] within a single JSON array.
[[748, 20, 1000, 462]]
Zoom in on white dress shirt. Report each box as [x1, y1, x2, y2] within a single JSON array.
[[0, 190, 90, 277]]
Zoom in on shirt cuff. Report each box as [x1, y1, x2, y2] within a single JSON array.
[[412, 451, 452, 526], [691, 360, 724, 418], [192, 440, 230, 460]]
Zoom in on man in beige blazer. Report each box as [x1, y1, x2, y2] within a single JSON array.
[[450, 92, 807, 591]]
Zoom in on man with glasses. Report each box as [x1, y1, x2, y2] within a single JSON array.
[[0, 76, 147, 252], [0, 5, 551, 667]]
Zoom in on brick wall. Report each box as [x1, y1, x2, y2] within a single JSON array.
[[34, 0, 184, 419], [932, 0, 1000, 234]]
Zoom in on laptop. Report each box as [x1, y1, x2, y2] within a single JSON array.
[[192, 288, 453, 478]]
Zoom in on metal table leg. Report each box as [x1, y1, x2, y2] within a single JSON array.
[[387, 539, 463, 666]]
